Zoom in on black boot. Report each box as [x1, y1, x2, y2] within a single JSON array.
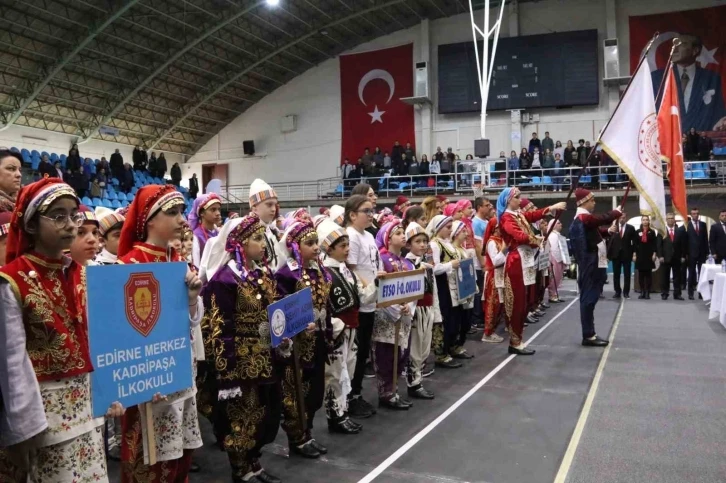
[[408, 385, 435, 400], [379, 396, 410, 410], [289, 440, 320, 459], [328, 417, 360, 434], [308, 438, 327, 455]]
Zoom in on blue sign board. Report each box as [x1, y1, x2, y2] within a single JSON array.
[[457, 258, 477, 299], [86, 263, 193, 418], [267, 287, 315, 348]]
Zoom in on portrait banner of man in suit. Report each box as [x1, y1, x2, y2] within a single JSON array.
[[630, 6, 726, 133]]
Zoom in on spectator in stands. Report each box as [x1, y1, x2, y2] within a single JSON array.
[[420, 154, 430, 175], [398, 153, 409, 175], [361, 148, 373, 172], [373, 147, 384, 166], [391, 140, 404, 168], [133, 145, 148, 171], [434, 146, 444, 162], [38, 154, 55, 179], [96, 167, 108, 197], [110, 148, 124, 180], [82, 158, 93, 179], [553, 153, 565, 191], [0, 149, 22, 211], [170, 162, 182, 186], [120, 163, 134, 193], [148, 151, 158, 177], [97, 156, 110, 174], [66, 146, 82, 173], [342, 158, 354, 181], [530, 147, 542, 178], [404, 142, 415, 161], [576, 139, 588, 166], [90, 177, 102, 199], [519, 147, 531, 171], [564, 140, 577, 166], [430, 156, 441, 177], [53, 161, 64, 179], [409, 155, 420, 178], [685, 128, 700, 160], [508, 150, 519, 186], [542, 131, 554, 154], [554, 140, 564, 161], [383, 151, 391, 169], [157, 152, 168, 179], [189, 173, 199, 199], [528, 132, 541, 156], [698, 132, 713, 161], [542, 148, 555, 181]]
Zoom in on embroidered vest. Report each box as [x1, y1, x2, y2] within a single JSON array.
[[410, 259, 434, 307], [118, 242, 180, 264], [0, 253, 92, 382], [328, 266, 360, 328]]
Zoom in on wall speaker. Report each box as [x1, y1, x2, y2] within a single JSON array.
[[243, 140, 255, 156], [474, 139, 490, 158]]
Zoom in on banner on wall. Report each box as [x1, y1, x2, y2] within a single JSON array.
[[629, 6, 726, 134], [339, 44, 415, 162]]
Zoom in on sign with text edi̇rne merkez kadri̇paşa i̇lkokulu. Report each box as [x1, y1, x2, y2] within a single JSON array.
[[86, 262, 193, 418]]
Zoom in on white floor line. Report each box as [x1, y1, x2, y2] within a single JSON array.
[[553, 298, 625, 483], [357, 297, 579, 483]]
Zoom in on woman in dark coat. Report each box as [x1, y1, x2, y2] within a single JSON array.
[[634, 215, 658, 299], [171, 162, 182, 186]]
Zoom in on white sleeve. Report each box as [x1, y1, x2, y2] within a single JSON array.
[[357, 279, 378, 305], [192, 237, 201, 268], [560, 237, 571, 265], [548, 233, 562, 263], [487, 240, 506, 267], [431, 274, 443, 322], [347, 231, 361, 266], [0, 284, 48, 446], [189, 295, 203, 328], [430, 241, 453, 275]]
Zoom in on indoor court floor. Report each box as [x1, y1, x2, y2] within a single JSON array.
[[110, 279, 725, 483]]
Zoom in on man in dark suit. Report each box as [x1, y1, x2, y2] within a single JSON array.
[[658, 212, 687, 300], [188, 173, 199, 199], [709, 209, 726, 263], [687, 207, 709, 299], [607, 211, 635, 298]]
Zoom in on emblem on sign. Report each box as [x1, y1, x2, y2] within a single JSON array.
[[271, 309, 286, 338], [124, 272, 161, 337], [638, 113, 661, 176]]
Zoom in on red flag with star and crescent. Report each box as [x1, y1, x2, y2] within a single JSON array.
[[657, 63, 688, 218], [340, 44, 415, 162]]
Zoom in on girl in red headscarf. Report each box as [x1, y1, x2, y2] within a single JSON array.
[[0, 178, 123, 482], [117, 184, 204, 483], [481, 217, 507, 343]]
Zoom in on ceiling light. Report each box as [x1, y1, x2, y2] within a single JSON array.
[[266, 0, 280, 6]]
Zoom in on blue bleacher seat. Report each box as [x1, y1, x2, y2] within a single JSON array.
[[116, 192, 127, 202], [531, 176, 542, 185], [580, 175, 592, 184], [10, 147, 19, 153], [21, 153, 31, 164], [21, 149, 29, 157], [92, 197, 103, 206], [41, 151, 49, 158], [106, 191, 118, 201], [30, 150, 39, 158], [121, 200, 129, 208], [111, 178, 119, 186], [31, 158, 40, 170], [694, 170, 707, 179], [127, 193, 134, 202], [111, 200, 121, 209], [50, 153, 58, 161], [543, 176, 553, 185], [60, 154, 66, 161], [101, 199, 112, 208], [130, 186, 138, 195], [685, 171, 693, 179], [81, 196, 93, 206]]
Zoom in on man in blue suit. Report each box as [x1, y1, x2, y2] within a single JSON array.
[[652, 34, 726, 132]]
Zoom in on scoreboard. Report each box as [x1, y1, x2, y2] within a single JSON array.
[[438, 30, 599, 114]]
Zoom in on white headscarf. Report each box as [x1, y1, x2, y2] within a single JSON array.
[[199, 217, 245, 283]]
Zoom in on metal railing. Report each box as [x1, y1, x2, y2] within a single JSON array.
[[222, 160, 725, 203]]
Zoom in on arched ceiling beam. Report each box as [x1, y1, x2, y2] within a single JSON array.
[[0, 0, 141, 132], [80, 0, 267, 146], [149, 0, 405, 151]]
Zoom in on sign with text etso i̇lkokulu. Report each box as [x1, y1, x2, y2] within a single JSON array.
[[376, 268, 426, 308], [86, 263, 193, 418]]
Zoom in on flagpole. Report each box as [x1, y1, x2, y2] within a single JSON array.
[[543, 32, 660, 240], [654, 39, 681, 111]]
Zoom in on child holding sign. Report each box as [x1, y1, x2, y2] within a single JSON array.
[[373, 221, 416, 410], [0, 178, 123, 482], [317, 219, 376, 434], [275, 221, 332, 459], [200, 213, 288, 483], [450, 220, 476, 360], [117, 184, 204, 483], [404, 222, 440, 400]]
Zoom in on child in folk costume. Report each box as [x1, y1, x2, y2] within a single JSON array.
[[520, 198, 545, 322], [181, 223, 194, 264], [373, 221, 416, 410], [404, 222, 440, 400], [481, 217, 507, 343], [200, 213, 289, 483], [69, 205, 100, 266], [189, 193, 222, 267], [94, 207, 125, 265], [426, 215, 463, 369], [496, 188, 565, 355], [248, 179, 280, 271], [449, 220, 476, 359], [547, 218, 570, 303], [117, 184, 204, 483], [317, 219, 376, 434], [274, 221, 332, 459], [0, 178, 123, 482]]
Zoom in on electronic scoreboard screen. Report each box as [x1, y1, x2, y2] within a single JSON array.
[[437, 30, 599, 113]]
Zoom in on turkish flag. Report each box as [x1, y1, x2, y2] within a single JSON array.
[[657, 63, 687, 218], [340, 44, 415, 162]]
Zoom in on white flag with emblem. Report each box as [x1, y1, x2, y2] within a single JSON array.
[[600, 58, 666, 234]]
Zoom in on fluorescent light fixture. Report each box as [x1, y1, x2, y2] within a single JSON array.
[[266, 0, 280, 5]]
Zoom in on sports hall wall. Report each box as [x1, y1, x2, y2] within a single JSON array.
[[183, 0, 725, 186]]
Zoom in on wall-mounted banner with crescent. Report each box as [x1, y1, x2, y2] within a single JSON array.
[[340, 43, 415, 162], [86, 262, 193, 418]]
